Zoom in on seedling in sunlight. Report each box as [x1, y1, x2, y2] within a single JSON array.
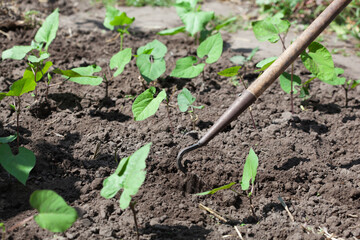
[[158, 0, 236, 43], [2, 8, 103, 101], [196, 148, 259, 219], [101, 143, 152, 240], [3, 190, 78, 238], [104, 6, 135, 51], [177, 87, 204, 130], [171, 33, 223, 80]]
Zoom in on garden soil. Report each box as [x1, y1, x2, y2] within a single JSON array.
[[1, 1, 360, 239]]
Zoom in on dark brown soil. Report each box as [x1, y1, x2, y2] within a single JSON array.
[[1, 1, 359, 240]]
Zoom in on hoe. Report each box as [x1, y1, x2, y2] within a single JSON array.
[[177, 0, 353, 173]]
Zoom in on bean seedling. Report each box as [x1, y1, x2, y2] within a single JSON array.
[[177, 87, 204, 130], [101, 143, 152, 240], [196, 148, 259, 219], [171, 32, 223, 80], [158, 0, 236, 43], [132, 87, 167, 121]]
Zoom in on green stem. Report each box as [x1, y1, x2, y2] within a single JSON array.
[[129, 201, 140, 240], [290, 63, 294, 114], [120, 34, 124, 51], [16, 96, 21, 152]]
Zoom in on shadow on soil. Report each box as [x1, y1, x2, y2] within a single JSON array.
[[291, 119, 329, 134], [274, 157, 310, 171], [340, 158, 360, 169], [142, 224, 211, 240]]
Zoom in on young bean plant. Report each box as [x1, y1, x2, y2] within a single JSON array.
[[1, 8, 103, 185], [101, 143, 152, 240], [177, 87, 204, 130], [158, 0, 236, 43], [252, 12, 350, 110], [196, 148, 259, 220], [171, 32, 223, 80]]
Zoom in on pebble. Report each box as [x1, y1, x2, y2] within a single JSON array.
[[99, 227, 114, 237], [90, 178, 103, 190]]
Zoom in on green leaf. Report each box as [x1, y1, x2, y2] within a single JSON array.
[[247, 47, 259, 61], [175, 0, 198, 16], [2, 46, 34, 60], [110, 48, 132, 77], [196, 182, 236, 195], [28, 52, 50, 63], [0, 93, 7, 101], [56, 65, 103, 85], [136, 55, 166, 83], [110, 12, 135, 26], [217, 66, 241, 77], [103, 6, 120, 30], [0, 135, 17, 144], [157, 26, 186, 36], [197, 33, 223, 64], [215, 16, 237, 31], [136, 40, 167, 82], [241, 148, 258, 191], [7, 77, 37, 97], [328, 67, 346, 86], [180, 11, 214, 36], [255, 56, 277, 72], [23, 61, 53, 82], [34, 8, 59, 51], [170, 56, 205, 78], [132, 87, 167, 121], [252, 13, 290, 43], [101, 143, 152, 209], [300, 41, 335, 83], [230, 55, 246, 65], [279, 72, 302, 94], [137, 39, 167, 59], [0, 144, 36, 185], [177, 87, 196, 112], [351, 79, 360, 89], [30, 190, 78, 232]]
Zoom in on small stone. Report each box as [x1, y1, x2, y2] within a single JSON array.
[[90, 178, 103, 190], [99, 227, 114, 237], [150, 217, 161, 226]]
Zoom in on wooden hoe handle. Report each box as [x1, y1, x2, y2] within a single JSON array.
[[177, 0, 352, 173]]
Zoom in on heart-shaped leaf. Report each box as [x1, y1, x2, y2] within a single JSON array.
[[0, 144, 36, 185], [300, 41, 335, 83], [252, 13, 290, 43], [30, 190, 78, 232], [180, 11, 214, 36], [177, 87, 196, 112], [132, 87, 166, 121], [197, 32, 223, 64], [279, 72, 302, 94], [7, 77, 37, 97], [171, 56, 205, 78]]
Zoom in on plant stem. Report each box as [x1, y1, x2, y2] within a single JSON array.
[[249, 184, 257, 221], [239, 76, 257, 130], [290, 63, 294, 114], [129, 201, 140, 240], [343, 85, 349, 108], [16, 96, 21, 152], [120, 34, 124, 51]]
